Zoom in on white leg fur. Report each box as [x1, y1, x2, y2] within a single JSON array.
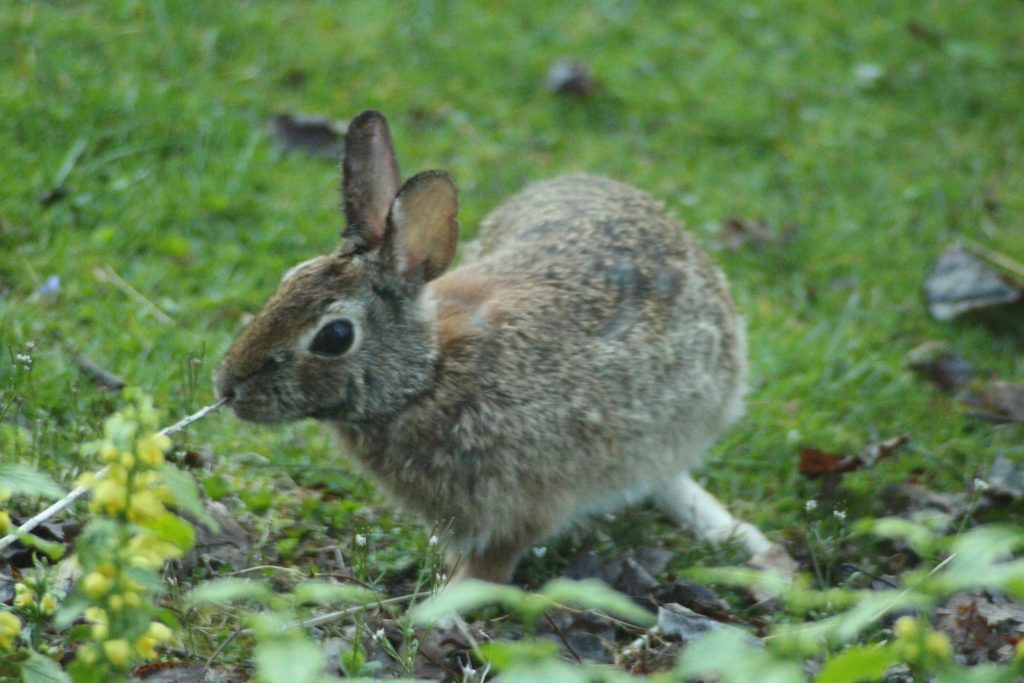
[[654, 472, 773, 557]]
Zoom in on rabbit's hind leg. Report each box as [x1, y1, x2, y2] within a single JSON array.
[[653, 472, 772, 557]]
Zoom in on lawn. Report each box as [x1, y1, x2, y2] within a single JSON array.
[[1, 1, 1023, 681]]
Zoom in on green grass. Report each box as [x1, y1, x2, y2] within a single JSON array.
[[2, 0, 1023, 674]]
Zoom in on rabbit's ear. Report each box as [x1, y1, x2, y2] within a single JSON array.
[[341, 110, 401, 249], [385, 170, 459, 282]]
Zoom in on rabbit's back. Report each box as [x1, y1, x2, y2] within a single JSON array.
[[355, 175, 745, 548]]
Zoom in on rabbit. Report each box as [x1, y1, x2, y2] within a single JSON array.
[[215, 109, 787, 583]]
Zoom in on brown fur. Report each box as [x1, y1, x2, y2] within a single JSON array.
[[216, 111, 762, 583]]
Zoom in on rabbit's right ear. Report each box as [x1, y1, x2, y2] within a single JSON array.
[[341, 110, 401, 250]]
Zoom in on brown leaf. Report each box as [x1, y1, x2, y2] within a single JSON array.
[[906, 341, 975, 394], [978, 380, 1024, 423], [267, 113, 346, 159], [799, 435, 910, 479], [924, 245, 1022, 321], [130, 661, 249, 682], [935, 591, 1024, 665], [73, 353, 125, 391], [545, 59, 597, 96], [717, 217, 776, 250]]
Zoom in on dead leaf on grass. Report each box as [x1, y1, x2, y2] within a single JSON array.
[[73, 353, 125, 391], [983, 455, 1024, 502], [798, 435, 910, 479], [130, 661, 249, 682], [717, 217, 778, 250], [924, 244, 1022, 321], [545, 58, 597, 96], [906, 341, 975, 394], [267, 113, 346, 159], [977, 380, 1024, 423], [935, 591, 1024, 665]]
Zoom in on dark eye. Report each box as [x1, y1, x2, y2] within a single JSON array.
[[309, 319, 356, 357]]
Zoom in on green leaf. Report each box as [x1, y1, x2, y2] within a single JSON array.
[[21, 650, 72, 683], [140, 511, 195, 552], [409, 579, 545, 624], [480, 640, 589, 683], [158, 463, 218, 531], [541, 578, 655, 626], [815, 644, 897, 683], [0, 464, 64, 500], [678, 628, 804, 683], [292, 580, 378, 607], [14, 532, 65, 561], [186, 578, 272, 606], [255, 636, 324, 683]]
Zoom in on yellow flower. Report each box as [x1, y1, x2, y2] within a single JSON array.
[[76, 644, 98, 664], [40, 593, 59, 615], [0, 611, 21, 650], [91, 479, 127, 515], [84, 607, 108, 626], [13, 583, 35, 608], [925, 631, 952, 659], [137, 433, 171, 467], [108, 594, 124, 611], [119, 451, 135, 469], [0, 488, 11, 504], [82, 572, 112, 599], [127, 490, 166, 523], [146, 621, 172, 642], [103, 639, 132, 668], [893, 615, 918, 640], [100, 442, 119, 463], [135, 634, 159, 659], [122, 591, 141, 608], [0, 511, 11, 534]]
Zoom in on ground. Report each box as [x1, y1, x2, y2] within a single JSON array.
[[1, 1, 1023, 680]]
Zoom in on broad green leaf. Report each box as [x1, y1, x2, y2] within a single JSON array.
[[862, 517, 943, 557], [541, 578, 655, 626], [0, 464, 64, 500], [815, 644, 897, 683], [678, 629, 804, 683], [686, 566, 790, 596], [410, 579, 546, 624], [140, 511, 195, 552], [14, 532, 65, 561], [255, 636, 323, 683], [21, 650, 72, 683], [186, 578, 272, 606], [158, 463, 218, 531], [935, 663, 1023, 683], [480, 641, 589, 683], [292, 580, 378, 606]]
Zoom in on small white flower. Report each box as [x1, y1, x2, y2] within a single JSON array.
[[532, 546, 547, 558], [805, 499, 818, 512], [428, 535, 439, 548], [25, 341, 35, 351], [833, 510, 847, 521], [354, 533, 367, 547], [374, 628, 385, 640], [974, 478, 990, 492], [853, 63, 884, 87], [786, 429, 802, 444]]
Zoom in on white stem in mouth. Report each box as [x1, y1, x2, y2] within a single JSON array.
[[0, 399, 227, 553]]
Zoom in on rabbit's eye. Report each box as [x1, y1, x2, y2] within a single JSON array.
[[310, 319, 356, 357]]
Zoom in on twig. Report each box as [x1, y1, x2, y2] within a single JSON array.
[[962, 237, 1024, 282], [93, 265, 174, 325], [196, 626, 244, 683], [0, 399, 226, 554]]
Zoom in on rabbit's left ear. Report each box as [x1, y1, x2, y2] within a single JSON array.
[[384, 170, 459, 282], [342, 110, 401, 249]]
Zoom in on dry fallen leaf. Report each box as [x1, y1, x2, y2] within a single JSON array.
[[906, 341, 975, 394], [717, 217, 776, 250], [924, 244, 1022, 321], [935, 591, 1024, 665], [978, 380, 1024, 423], [799, 435, 910, 479], [267, 113, 346, 159], [545, 58, 597, 96]]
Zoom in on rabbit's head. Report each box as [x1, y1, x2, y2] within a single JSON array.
[[215, 111, 459, 426]]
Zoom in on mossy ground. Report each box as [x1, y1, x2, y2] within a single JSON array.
[[2, 0, 1023, 670]]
